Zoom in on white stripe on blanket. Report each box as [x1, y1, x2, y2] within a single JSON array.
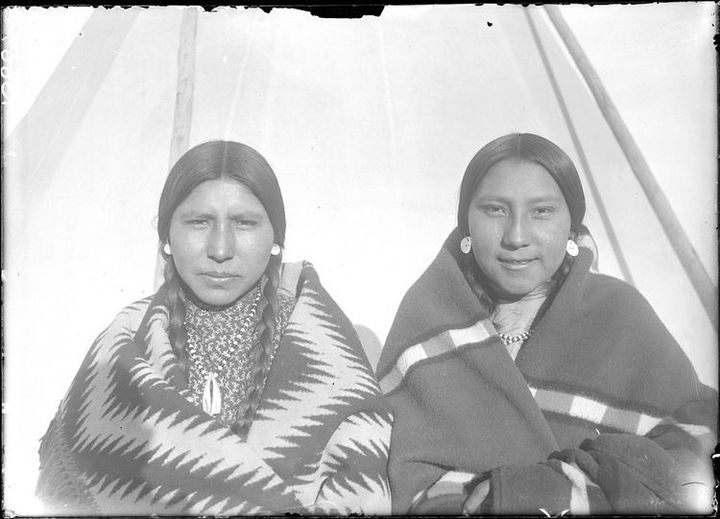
[[560, 461, 598, 515], [530, 385, 713, 439], [412, 470, 476, 507], [380, 319, 494, 394]]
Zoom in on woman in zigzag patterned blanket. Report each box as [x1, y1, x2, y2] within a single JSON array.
[[37, 141, 392, 515], [377, 133, 717, 515]]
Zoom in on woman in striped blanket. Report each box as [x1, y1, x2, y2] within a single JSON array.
[[37, 141, 392, 515], [377, 133, 716, 515]]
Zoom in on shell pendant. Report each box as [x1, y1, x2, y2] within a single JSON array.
[[202, 372, 222, 416]]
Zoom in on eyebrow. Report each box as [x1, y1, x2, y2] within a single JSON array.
[[473, 194, 565, 204], [177, 210, 214, 219], [229, 210, 265, 219], [177, 210, 265, 219]]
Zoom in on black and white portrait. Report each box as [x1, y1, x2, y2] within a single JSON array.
[[3, 4, 717, 515]]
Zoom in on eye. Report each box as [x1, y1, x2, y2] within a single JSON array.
[[482, 205, 506, 216], [186, 218, 210, 228], [232, 217, 259, 228], [531, 206, 555, 217]]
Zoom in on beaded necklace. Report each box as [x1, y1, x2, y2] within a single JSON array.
[[498, 328, 534, 346]]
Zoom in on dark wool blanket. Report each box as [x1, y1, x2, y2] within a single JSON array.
[[377, 229, 716, 515], [38, 262, 392, 515]]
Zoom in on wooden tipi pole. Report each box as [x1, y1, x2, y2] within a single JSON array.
[[525, 8, 635, 285], [168, 8, 199, 169], [154, 8, 199, 289], [544, 5, 718, 331]]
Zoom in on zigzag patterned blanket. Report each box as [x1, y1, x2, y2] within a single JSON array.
[[377, 229, 717, 515], [38, 262, 392, 515]]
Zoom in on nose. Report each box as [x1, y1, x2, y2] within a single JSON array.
[[207, 223, 235, 262], [501, 215, 530, 249]]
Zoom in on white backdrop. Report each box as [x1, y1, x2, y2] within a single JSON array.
[[3, 4, 717, 514]]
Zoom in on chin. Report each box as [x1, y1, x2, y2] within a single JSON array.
[[494, 280, 538, 301], [205, 296, 235, 307], [195, 289, 242, 308]]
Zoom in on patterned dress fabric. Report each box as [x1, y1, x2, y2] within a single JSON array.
[[377, 228, 717, 515], [37, 262, 392, 515], [184, 287, 294, 428]]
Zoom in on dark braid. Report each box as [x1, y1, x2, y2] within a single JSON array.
[[231, 254, 282, 437], [163, 259, 189, 386], [460, 252, 487, 306]]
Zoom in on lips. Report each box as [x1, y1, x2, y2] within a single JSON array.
[[199, 272, 240, 281], [498, 257, 536, 270]]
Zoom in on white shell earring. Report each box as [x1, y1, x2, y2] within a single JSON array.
[[460, 236, 472, 254], [566, 239, 579, 257], [163, 242, 172, 255], [270, 244, 281, 256]]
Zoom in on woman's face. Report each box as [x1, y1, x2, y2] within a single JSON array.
[[467, 159, 571, 302], [168, 178, 275, 307]]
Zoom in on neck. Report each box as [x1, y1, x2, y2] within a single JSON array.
[[492, 280, 556, 305], [180, 280, 261, 313], [489, 279, 557, 340]]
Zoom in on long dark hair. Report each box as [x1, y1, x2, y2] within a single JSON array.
[[457, 133, 587, 298], [157, 140, 286, 436]]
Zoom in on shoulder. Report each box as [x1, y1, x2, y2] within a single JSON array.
[[81, 293, 159, 366], [279, 260, 317, 299], [576, 272, 684, 360], [278, 260, 343, 317], [575, 272, 674, 348], [104, 290, 169, 346], [109, 294, 157, 329], [584, 271, 635, 295], [580, 272, 653, 315], [119, 294, 156, 315]]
